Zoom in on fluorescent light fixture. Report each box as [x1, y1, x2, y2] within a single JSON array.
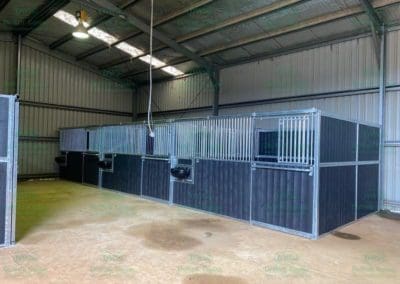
[[162, 66, 184, 76], [115, 42, 144, 57], [139, 55, 166, 68], [53, 10, 185, 76]]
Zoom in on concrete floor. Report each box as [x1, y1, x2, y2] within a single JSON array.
[[0, 180, 399, 283]]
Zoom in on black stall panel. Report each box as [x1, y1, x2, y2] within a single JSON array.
[[320, 117, 357, 162], [174, 160, 251, 221], [0, 163, 6, 244], [252, 168, 314, 234], [142, 158, 170, 201], [102, 155, 142, 195], [83, 154, 99, 186], [358, 125, 380, 161], [59, 152, 83, 183], [357, 164, 379, 218], [319, 166, 356, 234]]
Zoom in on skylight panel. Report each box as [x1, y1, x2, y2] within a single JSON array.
[[88, 27, 118, 45], [54, 10, 79, 27], [161, 66, 184, 76], [53, 10, 185, 77], [139, 55, 166, 68], [115, 42, 144, 57]]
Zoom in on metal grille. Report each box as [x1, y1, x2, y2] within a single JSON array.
[[88, 128, 102, 152], [278, 115, 315, 165], [100, 125, 146, 155], [153, 124, 174, 156], [60, 128, 87, 152], [174, 117, 253, 161]]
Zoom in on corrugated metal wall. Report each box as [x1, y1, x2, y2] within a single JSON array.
[[0, 35, 134, 177], [0, 37, 16, 95], [135, 28, 400, 212], [135, 73, 213, 114]]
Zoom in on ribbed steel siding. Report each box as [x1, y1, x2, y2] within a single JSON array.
[[252, 168, 313, 234], [136, 73, 213, 113], [220, 93, 380, 124], [386, 29, 400, 86], [358, 164, 379, 218], [102, 155, 142, 195], [20, 45, 132, 112], [0, 98, 9, 155], [18, 141, 59, 175], [83, 154, 99, 186], [0, 163, 6, 244], [142, 159, 170, 201], [383, 147, 400, 212], [319, 166, 356, 235], [320, 116, 357, 163], [220, 36, 378, 105], [0, 40, 17, 94], [16, 44, 133, 176], [174, 160, 251, 220]]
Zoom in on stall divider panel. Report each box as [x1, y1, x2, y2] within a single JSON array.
[[0, 95, 18, 247]]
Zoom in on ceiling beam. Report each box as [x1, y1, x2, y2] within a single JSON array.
[[49, 0, 139, 50], [123, 0, 399, 80], [76, 0, 213, 62], [359, 0, 384, 63], [100, 0, 303, 70], [85, 0, 215, 74], [15, 0, 70, 37], [197, 0, 399, 57]]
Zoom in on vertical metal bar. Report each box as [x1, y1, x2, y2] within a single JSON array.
[[289, 117, 293, 163], [312, 111, 322, 239], [306, 116, 310, 164], [16, 35, 22, 95], [378, 26, 386, 211], [355, 123, 359, 220]]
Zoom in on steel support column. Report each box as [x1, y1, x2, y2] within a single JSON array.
[[210, 70, 220, 116], [378, 26, 386, 211]]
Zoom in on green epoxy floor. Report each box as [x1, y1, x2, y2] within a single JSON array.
[[0, 180, 398, 283]]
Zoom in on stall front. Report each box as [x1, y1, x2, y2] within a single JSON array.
[[56, 109, 380, 239]]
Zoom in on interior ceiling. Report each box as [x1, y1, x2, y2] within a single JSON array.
[[1, 0, 400, 86]]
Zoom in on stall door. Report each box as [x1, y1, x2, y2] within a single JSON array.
[[141, 158, 170, 201]]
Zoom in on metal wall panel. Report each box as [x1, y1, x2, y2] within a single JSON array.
[[18, 141, 59, 176], [383, 147, 400, 212], [173, 160, 251, 221], [20, 45, 132, 112], [319, 166, 356, 235], [102, 155, 142, 195], [320, 116, 357, 163], [135, 73, 213, 113], [141, 159, 170, 201], [220, 36, 378, 105], [0, 39, 17, 94], [15, 42, 134, 177], [252, 168, 314, 234], [386, 29, 400, 86], [358, 164, 379, 218]]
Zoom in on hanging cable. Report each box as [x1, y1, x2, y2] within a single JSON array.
[[147, 0, 155, 138]]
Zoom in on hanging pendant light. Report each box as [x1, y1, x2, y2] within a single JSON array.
[[72, 10, 89, 39]]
